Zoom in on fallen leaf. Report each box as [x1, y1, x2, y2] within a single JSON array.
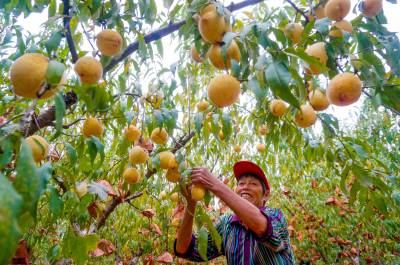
[[156, 252, 173, 263], [142, 209, 156, 218], [90, 239, 115, 257], [97, 180, 117, 197]]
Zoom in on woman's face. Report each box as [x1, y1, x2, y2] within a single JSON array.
[[235, 175, 268, 207]]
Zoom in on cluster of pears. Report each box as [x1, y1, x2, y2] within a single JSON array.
[[9, 28, 123, 163], [74, 28, 122, 85], [280, 0, 365, 131], [191, 3, 242, 109]]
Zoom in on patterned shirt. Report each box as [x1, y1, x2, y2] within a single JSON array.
[[174, 206, 296, 265]]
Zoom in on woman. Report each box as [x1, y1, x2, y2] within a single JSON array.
[[174, 160, 295, 264]]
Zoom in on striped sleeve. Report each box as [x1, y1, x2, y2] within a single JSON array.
[[255, 208, 288, 252], [174, 216, 226, 262]]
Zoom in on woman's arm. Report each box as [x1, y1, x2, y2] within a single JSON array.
[[191, 167, 268, 237], [175, 202, 196, 254]]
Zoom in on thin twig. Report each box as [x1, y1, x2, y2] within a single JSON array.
[[362, 89, 400, 116], [0, 113, 25, 129], [286, 0, 309, 23]]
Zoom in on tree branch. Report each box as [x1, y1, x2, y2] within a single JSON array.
[[96, 196, 123, 230], [63, 0, 78, 63], [21, 91, 77, 136], [103, 0, 264, 73], [286, 0, 309, 23]]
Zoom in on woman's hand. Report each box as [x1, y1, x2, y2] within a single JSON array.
[[190, 167, 220, 192]]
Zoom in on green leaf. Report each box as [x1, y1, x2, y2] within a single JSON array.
[[15, 29, 26, 53], [61, 230, 99, 265], [45, 32, 62, 54], [211, 113, 219, 138], [284, 47, 328, 74], [138, 33, 147, 58], [153, 110, 164, 128], [363, 52, 385, 78], [0, 174, 22, 265], [86, 137, 105, 167], [248, 79, 266, 103], [265, 61, 299, 108], [46, 60, 66, 85], [14, 141, 52, 229], [198, 227, 208, 261], [371, 193, 388, 215], [352, 164, 372, 187], [199, 210, 222, 253], [48, 0, 56, 17], [221, 113, 232, 140], [0, 138, 13, 169], [340, 165, 350, 195], [349, 180, 361, 205], [54, 92, 66, 132], [49, 186, 63, 218], [314, 18, 330, 34], [163, 0, 174, 8], [194, 112, 203, 135], [65, 143, 77, 165]]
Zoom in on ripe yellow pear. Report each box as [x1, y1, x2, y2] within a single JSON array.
[[284, 23, 303, 44], [234, 145, 241, 153], [191, 185, 206, 201], [269, 99, 288, 117], [295, 105, 317, 128], [256, 143, 266, 152], [197, 100, 209, 112], [208, 75, 241, 108], [96, 29, 123, 56], [305, 42, 328, 75], [198, 6, 227, 43], [10, 53, 59, 99], [329, 20, 353, 38], [124, 125, 141, 142], [170, 192, 179, 203], [258, 124, 269, 135], [159, 151, 175, 169], [83, 117, 103, 138], [326, 73, 362, 106], [166, 167, 181, 183], [207, 40, 241, 69], [26, 135, 49, 162], [308, 89, 330, 111], [74, 56, 103, 85], [129, 146, 149, 164], [361, 0, 382, 17], [151, 127, 168, 145], [308, 5, 326, 21], [324, 0, 351, 21], [218, 130, 225, 141], [191, 46, 202, 62], [199, 3, 217, 16], [123, 167, 140, 184]]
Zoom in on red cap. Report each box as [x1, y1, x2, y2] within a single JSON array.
[[233, 161, 270, 192]]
